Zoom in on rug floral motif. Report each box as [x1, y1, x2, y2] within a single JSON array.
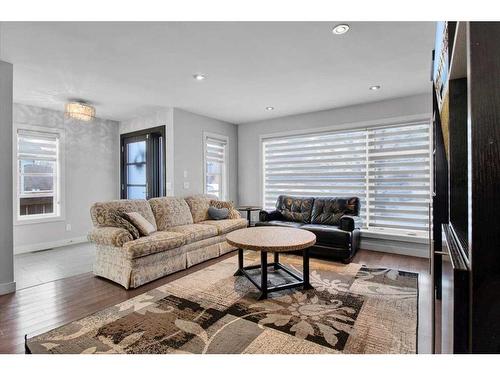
[[26, 253, 418, 354]]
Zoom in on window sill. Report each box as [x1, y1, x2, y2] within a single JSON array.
[[14, 215, 65, 226], [360, 228, 429, 244]]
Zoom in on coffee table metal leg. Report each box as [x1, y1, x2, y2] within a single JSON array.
[[233, 248, 244, 276], [273, 252, 279, 270], [258, 251, 268, 300], [303, 248, 313, 290]]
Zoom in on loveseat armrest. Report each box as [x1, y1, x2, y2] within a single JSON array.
[[339, 215, 362, 232], [259, 209, 283, 222], [88, 227, 133, 247]]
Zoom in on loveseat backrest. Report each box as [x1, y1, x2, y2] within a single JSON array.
[[275, 195, 314, 223], [310, 197, 360, 225]]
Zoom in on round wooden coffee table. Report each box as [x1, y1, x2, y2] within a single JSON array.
[[226, 227, 316, 300]]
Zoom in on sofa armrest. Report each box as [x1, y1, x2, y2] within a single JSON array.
[[88, 227, 133, 247], [259, 210, 283, 222], [339, 215, 362, 232]]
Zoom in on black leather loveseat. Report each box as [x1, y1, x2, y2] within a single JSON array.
[[256, 195, 361, 263]]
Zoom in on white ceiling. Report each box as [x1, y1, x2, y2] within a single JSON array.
[[0, 22, 435, 124]]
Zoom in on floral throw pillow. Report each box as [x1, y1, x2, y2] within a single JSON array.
[[107, 209, 141, 239], [124, 212, 157, 236]]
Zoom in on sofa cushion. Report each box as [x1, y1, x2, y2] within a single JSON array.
[[276, 195, 314, 223], [122, 231, 187, 259], [90, 199, 157, 231], [149, 197, 193, 230], [255, 220, 303, 228], [185, 195, 216, 223], [168, 223, 218, 244], [300, 224, 352, 248], [199, 218, 247, 235], [311, 197, 360, 225]]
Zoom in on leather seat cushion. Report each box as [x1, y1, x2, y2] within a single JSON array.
[[255, 220, 303, 228], [300, 224, 351, 248]]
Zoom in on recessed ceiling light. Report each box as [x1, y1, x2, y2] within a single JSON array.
[[369, 85, 381, 91], [265, 106, 274, 111], [332, 24, 350, 35], [193, 74, 206, 81]]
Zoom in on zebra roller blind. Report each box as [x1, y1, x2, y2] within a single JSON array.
[[205, 136, 227, 200], [262, 122, 431, 233]]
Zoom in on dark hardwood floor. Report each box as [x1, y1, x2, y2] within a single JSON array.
[[0, 249, 432, 354]]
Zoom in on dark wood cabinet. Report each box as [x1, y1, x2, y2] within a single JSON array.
[[432, 22, 500, 353]]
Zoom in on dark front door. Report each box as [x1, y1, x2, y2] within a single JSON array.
[[123, 135, 148, 199], [121, 126, 165, 200]]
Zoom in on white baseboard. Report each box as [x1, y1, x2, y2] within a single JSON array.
[[360, 236, 429, 258], [0, 281, 16, 295], [14, 236, 88, 255]]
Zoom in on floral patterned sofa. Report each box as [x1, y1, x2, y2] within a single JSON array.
[[88, 195, 247, 289]]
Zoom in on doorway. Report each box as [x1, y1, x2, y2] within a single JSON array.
[[120, 126, 166, 199]]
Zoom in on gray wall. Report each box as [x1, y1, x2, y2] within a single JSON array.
[[172, 108, 238, 202], [237, 93, 432, 207], [0, 61, 14, 294], [13, 104, 120, 253]]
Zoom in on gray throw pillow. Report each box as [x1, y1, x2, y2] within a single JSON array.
[[208, 206, 229, 220]]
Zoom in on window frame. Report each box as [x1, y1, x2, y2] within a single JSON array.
[[13, 124, 65, 225], [260, 116, 432, 237], [203, 131, 229, 201]]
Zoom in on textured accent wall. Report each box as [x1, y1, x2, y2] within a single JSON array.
[[13, 104, 120, 253]]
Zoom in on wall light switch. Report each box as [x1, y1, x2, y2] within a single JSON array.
[[183, 182, 190, 189], [66, 224, 72, 232], [183, 170, 188, 178]]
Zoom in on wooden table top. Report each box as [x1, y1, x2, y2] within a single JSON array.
[[226, 227, 316, 252]]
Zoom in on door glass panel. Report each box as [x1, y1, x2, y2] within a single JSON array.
[[127, 164, 146, 185], [127, 186, 147, 199], [127, 141, 146, 163]]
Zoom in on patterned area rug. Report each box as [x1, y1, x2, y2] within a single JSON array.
[[26, 253, 418, 354]]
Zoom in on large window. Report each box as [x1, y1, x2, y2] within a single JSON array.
[[16, 128, 62, 221], [204, 133, 228, 200], [262, 122, 431, 234]]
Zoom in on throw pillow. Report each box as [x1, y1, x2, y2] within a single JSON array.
[[208, 206, 229, 220], [209, 199, 241, 219], [124, 212, 156, 236], [107, 209, 140, 239]]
